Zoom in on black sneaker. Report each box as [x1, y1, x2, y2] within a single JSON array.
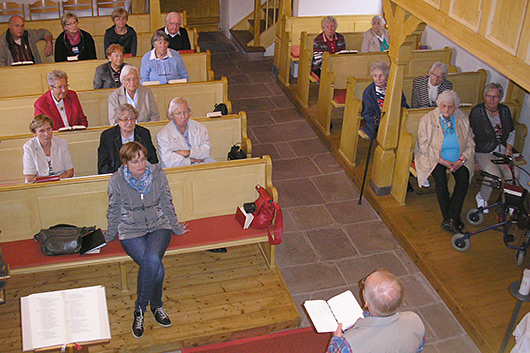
[[151, 307, 172, 327], [132, 309, 144, 338]]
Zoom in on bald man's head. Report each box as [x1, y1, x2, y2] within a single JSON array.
[[8, 15, 25, 39]]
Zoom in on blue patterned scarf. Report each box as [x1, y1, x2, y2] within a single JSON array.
[[123, 164, 152, 196]]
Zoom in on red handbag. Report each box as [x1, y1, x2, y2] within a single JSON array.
[[251, 185, 283, 245]]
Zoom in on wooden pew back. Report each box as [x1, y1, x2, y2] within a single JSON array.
[[0, 77, 230, 136], [0, 50, 214, 97], [0, 112, 249, 185], [0, 156, 273, 243]]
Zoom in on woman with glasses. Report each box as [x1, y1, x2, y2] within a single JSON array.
[[157, 97, 215, 168], [108, 65, 160, 124], [104, 8, 137, 57], [34, 69, 88, 130], [105, 141, 186, 338], [98, 104, 158, 174], [140, 30, 189, 84], [415, 90, 475, 234], [55, 12, 96, 62]]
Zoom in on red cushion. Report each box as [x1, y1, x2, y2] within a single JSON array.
[[310, 71, 320, 82], [179, 50, 195, 54], [290, 46, 300, 58], [332, 89, 347, 105], [1, 214, 268, 270]]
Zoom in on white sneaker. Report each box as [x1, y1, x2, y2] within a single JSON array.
[[475, 192, 489, 214], [422, 179, 430, 188]]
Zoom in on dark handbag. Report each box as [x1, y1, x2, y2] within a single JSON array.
[[227, 143, 247, 160], [33, 224, 96, 256], [251, 185, 283, 245], [213, 103, 228, 115]]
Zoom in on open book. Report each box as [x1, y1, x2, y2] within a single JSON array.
[[11, 60, 34, 66], [58, 125, 86, 132], [21, 285, 111, 351], [303, 290, 364, 333]]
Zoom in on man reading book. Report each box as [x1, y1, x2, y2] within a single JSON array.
[[327, 269, 425, 353]]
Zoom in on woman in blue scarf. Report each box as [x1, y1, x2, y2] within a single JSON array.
[[105, 141, 186, 338]]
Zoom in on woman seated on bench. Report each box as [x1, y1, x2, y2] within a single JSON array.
[[23, 114, 74, 183], [411, 62, 453, 109], [361, 15, 390, 53], [55, 12, 96, 62], [312, 16, 346, 78], [105, 141, 186, 338], [415, 90, 475, 234], [157, 97, 216, 168], [140, 30, 189, 84], [104, 8, 137, 57], [93, 44, 127, 89]]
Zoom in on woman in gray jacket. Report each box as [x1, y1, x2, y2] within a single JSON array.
[[105, 141, 185, 338]]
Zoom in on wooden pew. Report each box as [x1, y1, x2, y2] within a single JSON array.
[[0, 77, 231, 136], [0, 50, 214, 97], [275, 13, 374, 86], [315, 47, 456, 135], [0, 112, 250, 185]]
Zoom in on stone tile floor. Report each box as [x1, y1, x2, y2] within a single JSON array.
[[198, 32, 481, 353]]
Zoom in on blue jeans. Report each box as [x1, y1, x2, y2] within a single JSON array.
[[120, 228, 172, 312]]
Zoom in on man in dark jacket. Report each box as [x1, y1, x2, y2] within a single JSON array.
[[157, 12, 191, 51]]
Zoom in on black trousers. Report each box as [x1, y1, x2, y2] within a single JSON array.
[[431, 163, 470, 221]]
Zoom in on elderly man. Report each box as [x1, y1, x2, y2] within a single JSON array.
[[411, 61, 453, 108], [0, 15, 53, 66], [157, 12, 191, 51], [327, 269, 425, 353], [98, 104, 158, 174]]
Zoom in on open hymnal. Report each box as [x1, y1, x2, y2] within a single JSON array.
[[58, 125, 87, 132], [11, 60, 34, 66], [21, 285, 111, 351], [303, 290, 364, 333], [337, 49, 358, 54]]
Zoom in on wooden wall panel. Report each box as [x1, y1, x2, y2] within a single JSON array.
[[485, 0, 528, 55], [422, 0, 441, 10], [449, 0, 482, 32]]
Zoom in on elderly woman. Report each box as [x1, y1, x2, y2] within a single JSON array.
[[140, 30, 189, 84], [105, 141, 185, 338], [98, 104, 158, 174], [361, 15, 390, 53], [415, 90, 475, 234], [312, 16, 346, 78], [93, 44, 127, 89], [104, 8, 137, 57], [34, 69, 88, 130], [108, 65, 160, 124], [157, 97, 216, 168], [469, 83, 515, 213], [361, 62, 408, 138], [23, 114, 74, 183], [411, 62, 453, 108], [55, 13, 96, 62]]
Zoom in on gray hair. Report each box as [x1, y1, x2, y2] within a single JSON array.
[[321, 16, 338, 30], [119, 64, 139, 83], [114, 103, 138, 122], [61, 12, 78, 28], [483, 82, 504, 99], [165, 11, 180, 23], [151, 30, 170, 47], [363, 269, 403, 317], [168, 97, 193, 117], [47, 69, 68, 86], [436, 90, 461, 108], [370, 61, 390, 78], [371, 15, 386, 26], [428, 61, 449, 78]]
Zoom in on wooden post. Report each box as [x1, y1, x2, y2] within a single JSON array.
[[149, 0, 162, 32], [253, 0, 261, 47], [370, 0, 425, 194]]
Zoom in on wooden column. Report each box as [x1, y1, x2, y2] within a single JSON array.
[[149, 0, 162, 32], [370, 0, 425, 194]]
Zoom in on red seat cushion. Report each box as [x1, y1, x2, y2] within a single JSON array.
[[290, 45, 300, 58], [179, 49, 195, 54], [332, 89, 347, 105], [310, 71, 320, 82], [1, 214, 269, 270]]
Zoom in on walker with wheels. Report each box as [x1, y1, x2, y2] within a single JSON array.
[[451, 153, 530, 266]]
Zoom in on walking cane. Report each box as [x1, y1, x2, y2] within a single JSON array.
[[358, 112, 384, 205]]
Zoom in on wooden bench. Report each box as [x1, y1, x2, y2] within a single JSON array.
[[0, 112, 250, 185], [0, 50, 214, 98], [0, 156, 279, 275], [0, 76, 230, 136], [275, 13, 375, 87]]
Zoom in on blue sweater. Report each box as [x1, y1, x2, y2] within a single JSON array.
[[140, 48, 189, 84]]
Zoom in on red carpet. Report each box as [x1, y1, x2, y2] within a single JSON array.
[[182, 327, 331, 353]]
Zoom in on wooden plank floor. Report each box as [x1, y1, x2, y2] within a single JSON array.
[[0, 245, 300, 353], [283, 79, 530, 353]]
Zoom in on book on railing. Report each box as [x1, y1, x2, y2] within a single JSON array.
[[168, 78, 187, 84], [336, 49, 358, 54], [303, 290, 363, 333], [35, 175, 61, 183], [58, 125, 87, 132], [21, 285, 111, 351], [11, 60, 34, 66], [80, 229, 107, 255]]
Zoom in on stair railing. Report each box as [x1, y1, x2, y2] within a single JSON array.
[[251, 0, 280, 47]]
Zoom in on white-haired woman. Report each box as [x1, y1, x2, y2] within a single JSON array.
[[108, 64, 160, 124], [361, 15, 390, 53], [312, 16, 346, 77], [157, 97, 216, 168], [411, 61, 453, 108], [415, 90, 475, 234]]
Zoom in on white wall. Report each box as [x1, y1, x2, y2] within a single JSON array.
[[219, 0, 256, 38], [293, 0, 382, 16]]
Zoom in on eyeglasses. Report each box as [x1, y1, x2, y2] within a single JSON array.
[[64, 21, 77, 27], [485, 94, 501, 100], [119, 117, 136, 123], [358, 270, 376, 292], [174, 110, 189, 117], [129, 157, 146, 165], [51, 84, 69, 91], [123, 76, 139, 83]]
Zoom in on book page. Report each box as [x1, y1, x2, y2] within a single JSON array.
[[327, 290, 363, 330], [303, 300, 339, 333], [64, 286, 109, 343]]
